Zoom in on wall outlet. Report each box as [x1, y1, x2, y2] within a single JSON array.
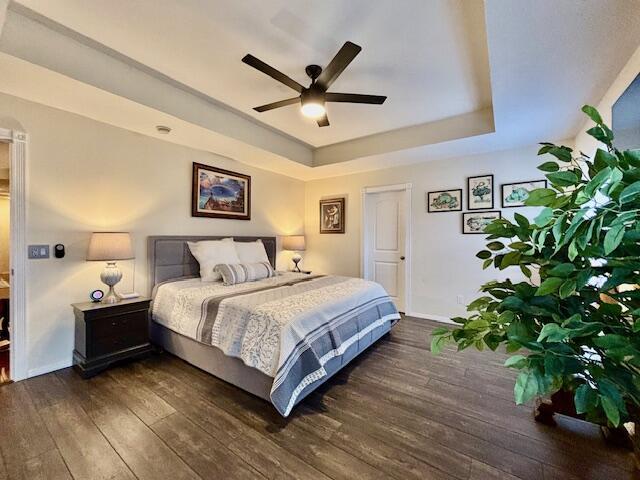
[[456, 294, 464, 305], [28, 245, 50, 259]]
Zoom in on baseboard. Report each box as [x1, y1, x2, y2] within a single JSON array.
[[27, 359, 72, 378], [404, 311, 457, 324]]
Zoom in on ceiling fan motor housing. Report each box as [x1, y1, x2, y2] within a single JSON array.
[[305, 64, 323, 81], [301, 85, 325, 106]]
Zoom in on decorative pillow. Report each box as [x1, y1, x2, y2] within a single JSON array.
[[187, 238, 240, 282], [233, 239, 270, 264], [215, 262, 276, 286]]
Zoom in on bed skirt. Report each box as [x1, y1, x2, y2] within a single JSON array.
[[150, 319, 395, 411]]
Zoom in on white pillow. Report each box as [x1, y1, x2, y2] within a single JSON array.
[[187, 238, 240, 282], [234, 239, 269, 264]]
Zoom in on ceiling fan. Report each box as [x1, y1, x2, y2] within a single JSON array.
[[242, 41, 387, 127]]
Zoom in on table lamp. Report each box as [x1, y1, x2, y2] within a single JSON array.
[[87, 232, 134, 304], [282, 235, 306, 272]]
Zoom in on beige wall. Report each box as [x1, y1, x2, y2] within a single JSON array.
[[304, 145, 551, 320], [0, 93, 305, 376]]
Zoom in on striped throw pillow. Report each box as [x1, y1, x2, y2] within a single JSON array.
[[215, 262, 276, 286]]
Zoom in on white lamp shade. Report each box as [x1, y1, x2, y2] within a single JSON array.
[[282, 235, 306, 251], [87, 232, 134, 261]]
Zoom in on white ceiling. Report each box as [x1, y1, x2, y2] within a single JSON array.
[[11, 0, 492, 148], [0, 0, 638, 180]]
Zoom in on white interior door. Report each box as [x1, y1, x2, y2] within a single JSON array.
[[364, 189, 407, 312]]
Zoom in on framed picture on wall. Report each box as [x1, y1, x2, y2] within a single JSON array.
[[426, 189, 463, 212], [192, 162, 251, 220], [501, 180, 548, 208], [319, 197, 345, 234], [462, 211, 501, 234], [467, 174, 494, 210]]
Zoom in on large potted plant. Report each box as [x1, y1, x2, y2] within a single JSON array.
[[431, 106, 640, 462]]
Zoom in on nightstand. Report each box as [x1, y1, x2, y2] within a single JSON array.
[[72, 297, 152, 378]]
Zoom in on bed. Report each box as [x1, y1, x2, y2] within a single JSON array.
[[148, 235, 400, 416]]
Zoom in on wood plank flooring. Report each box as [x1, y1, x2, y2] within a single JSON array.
[[0, 317, 635, 479]]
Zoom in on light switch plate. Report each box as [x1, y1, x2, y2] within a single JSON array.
[[28, 244, 50, 259]]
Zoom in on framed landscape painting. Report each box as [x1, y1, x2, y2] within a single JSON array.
[[462, 211, 501, 234], [501, 180, 548, 208], [467, 174, 494, 210], [192, 163, 251, 220], [319, 197, 345, 234], [427, 189, 462, 213]]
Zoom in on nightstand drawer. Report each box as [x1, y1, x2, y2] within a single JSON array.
[[93, 330, 148, 357], [92, 310, 147, 340]]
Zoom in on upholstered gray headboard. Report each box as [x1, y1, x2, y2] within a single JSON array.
[[147, 235, 277, 289]]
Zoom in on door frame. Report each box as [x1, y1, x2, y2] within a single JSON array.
[[361, 183, 412, 313], [0, 128, 27, 381]]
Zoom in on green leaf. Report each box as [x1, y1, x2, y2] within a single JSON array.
[[525, 189, 556, 206], [482, 258, 492, 269], [558, 279, 576, 299], [548, 263, 575, 277], [504, 355, 527, 369], [534, 207, 553, 227], [547, 146, 573, 163], [538, 161, 559, 172], [537, 323, 568, 342], [513, 213, 530, 229], [584, 166, 611, 196], [603, 224, 625, 255], [430, 334, 447, 355], [476, 250, 492, 260], [520, 265, 532, 278], [486, 241, 505, 251], [500, 251, 521, 269], [547, 170, 579, 187], [619, 181, 640, 204], [514, 371, 539, 404], [600, 396, 620, 427], [574, 384, 597, 414], [535, 277, 564, 296], [582, 105, 603, 124], [587, 126, 612, 146], [594, 148, 617, 168], [593, 334, 628, 349], [568, 239, 579, 261]]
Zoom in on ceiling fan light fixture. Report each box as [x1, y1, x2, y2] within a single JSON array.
[[301, 101, 326, 118]]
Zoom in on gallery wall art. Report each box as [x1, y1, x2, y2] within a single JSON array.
[[501, 180, 548, 208], [467, 174, 494, 210], [462, 211, 501, 234], [320, 197, 345, 234], [426, 189, 463, 212], [192, 163, 251, 220]]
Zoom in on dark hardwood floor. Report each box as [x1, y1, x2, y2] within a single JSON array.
[[0, 317, 635, 479]]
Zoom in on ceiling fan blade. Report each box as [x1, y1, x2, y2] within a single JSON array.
[[317, 113, 330, 127], [326, 93, 387, 104], [315, 41, 362, 90], [253, 97, 300, 112], [242, 54, 304, 93]]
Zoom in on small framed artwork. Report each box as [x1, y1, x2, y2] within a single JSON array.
[[192, 162, 251, 220], [320, 197, 345, 234], [426, 189, 463, 213], [501, 180, 548, 208], [462, 211, 501, 234], [467, 174, 494, 210]]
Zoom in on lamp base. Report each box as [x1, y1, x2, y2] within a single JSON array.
[[100, 261, 123, 304], [292, 255, 302, 273]]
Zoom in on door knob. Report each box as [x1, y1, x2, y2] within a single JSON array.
[[400, 256, 405, 260]]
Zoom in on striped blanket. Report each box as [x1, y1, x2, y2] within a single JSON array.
[[151, 272, 400, 416]]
